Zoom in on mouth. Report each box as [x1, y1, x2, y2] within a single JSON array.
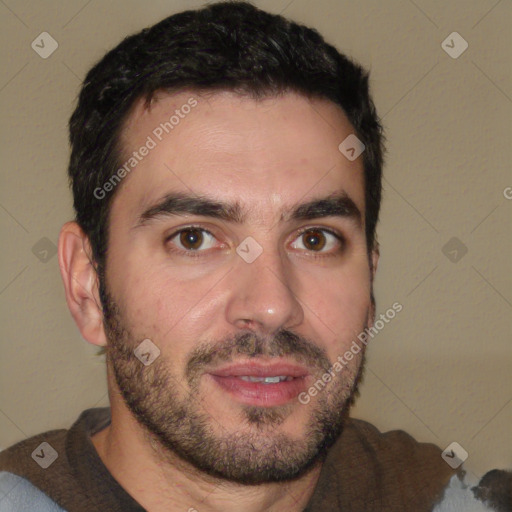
[[207, 361, 311, 407]]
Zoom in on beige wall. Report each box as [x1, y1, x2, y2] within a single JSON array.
[[0, 0, 510, 482]]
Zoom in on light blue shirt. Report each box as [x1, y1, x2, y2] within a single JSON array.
[[0, 471, 65, 511]]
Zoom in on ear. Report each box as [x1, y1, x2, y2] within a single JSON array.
[[368, 240, 380, 326], [370, 240, 380, 282], [58, 221, 107, 347]]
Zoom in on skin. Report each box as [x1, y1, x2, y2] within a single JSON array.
[[58, 90, 379, 512]]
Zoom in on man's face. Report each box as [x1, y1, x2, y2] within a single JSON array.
[[101, 90, 375, 484]]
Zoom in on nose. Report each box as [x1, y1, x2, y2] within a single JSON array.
[[224, 244, 304, 334]]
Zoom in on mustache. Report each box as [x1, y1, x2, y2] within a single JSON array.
[[185, 330, 332, 384]]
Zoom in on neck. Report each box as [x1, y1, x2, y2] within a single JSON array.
[[91, 383, 322, 512]]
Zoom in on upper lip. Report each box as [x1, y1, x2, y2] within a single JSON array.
[[208, 360, 310, 378]]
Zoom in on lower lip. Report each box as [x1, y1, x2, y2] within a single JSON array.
[[209, 375, 309, 407]]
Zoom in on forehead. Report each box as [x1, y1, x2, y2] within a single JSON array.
[[110, 90, 366, 224]]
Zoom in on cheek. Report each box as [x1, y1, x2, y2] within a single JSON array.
[[302, 261, 372, 336], [112, 261, 221, 346]]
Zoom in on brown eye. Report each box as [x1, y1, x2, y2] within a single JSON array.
[[291, 228, 342, 254], [166, 227, 219, 256], [179, 228, 205, 250], [302, 229, 326, 251]]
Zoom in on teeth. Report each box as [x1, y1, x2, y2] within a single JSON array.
[[238, 375, 292, 383]]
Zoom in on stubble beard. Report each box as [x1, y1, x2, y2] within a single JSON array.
[[102, 291, 367, 485]]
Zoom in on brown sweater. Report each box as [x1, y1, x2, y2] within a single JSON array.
[[0, 408, 457, 511]]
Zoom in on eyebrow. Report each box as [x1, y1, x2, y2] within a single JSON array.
[[134, 191, 362, 228]]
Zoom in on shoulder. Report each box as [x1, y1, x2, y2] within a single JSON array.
[[0, 409, 112, 512], [342, 417, 451, 472], [0, 471, 65, 511], [0, 428, 73, 510], [308, 417, 460, 511], [0, 428, 67, 476], [344, 417, 459, 488]]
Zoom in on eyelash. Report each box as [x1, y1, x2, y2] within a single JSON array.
[[164, 225, 346, 258], [165, 224, 218, 258], [294, 226, 345, 258]]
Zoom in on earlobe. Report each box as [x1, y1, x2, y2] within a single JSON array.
[[58, 221, 107, 347]]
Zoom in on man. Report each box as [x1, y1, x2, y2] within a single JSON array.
[[0, 2, 459, 510]]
